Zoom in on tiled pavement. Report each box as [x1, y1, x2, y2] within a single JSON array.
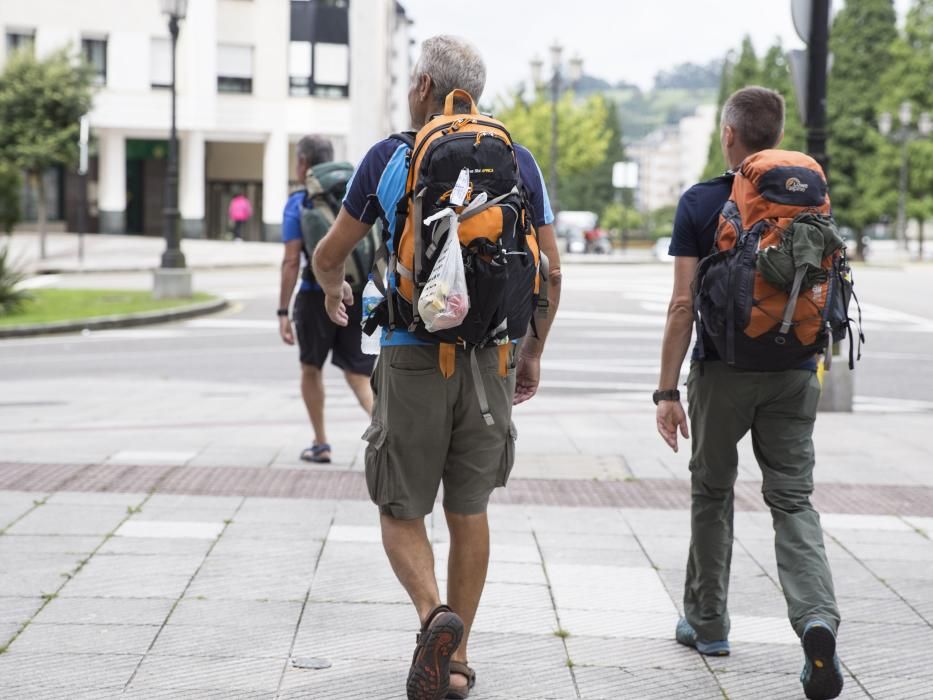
[[2, 487, 932, 698]]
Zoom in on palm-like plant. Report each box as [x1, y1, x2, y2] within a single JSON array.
[[0, 245, 30, 315]]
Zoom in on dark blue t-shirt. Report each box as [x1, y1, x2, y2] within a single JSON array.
[[343, 135, 553, 346], [669, 173, 817, 371]]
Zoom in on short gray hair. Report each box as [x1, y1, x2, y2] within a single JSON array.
[[413, 35, 486, 110], [721, 86, 785, 152], [296, 135, 334, 167]]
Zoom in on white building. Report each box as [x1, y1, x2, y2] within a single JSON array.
[[1, 0, 412, 240], [628, 104, 717, 212]]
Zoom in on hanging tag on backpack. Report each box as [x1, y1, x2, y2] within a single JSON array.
[[450, 168, 470, 206]]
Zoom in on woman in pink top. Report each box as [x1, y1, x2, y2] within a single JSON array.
[[228, 193, 252, 240]]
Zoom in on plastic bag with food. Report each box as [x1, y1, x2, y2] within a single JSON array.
[[418, 209, 470, 332]]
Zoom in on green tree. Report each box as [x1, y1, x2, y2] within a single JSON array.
[[0, 48, 94, 258], [759, 41, 806, 153], [862, 0, 933, 255], [0, 163, 21, 235], [701, 37, 761, 180], [601, 200, 644, 244], [497, 91, 615, 213], [827, 0, 899, 252], [559, 98, 626, 213]]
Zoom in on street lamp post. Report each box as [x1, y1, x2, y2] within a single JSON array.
[[160, 0, 187, 270], [530, 44, 582, 214], [878, 102, 932, 255]]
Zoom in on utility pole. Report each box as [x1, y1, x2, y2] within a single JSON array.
[[806, 0, 830, 179]]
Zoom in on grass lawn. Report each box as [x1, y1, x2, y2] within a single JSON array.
[[0, 289, 214, 327]]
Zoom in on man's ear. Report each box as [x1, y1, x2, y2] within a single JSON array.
[[722, 125, 736, 148], [776, 128, 785, 147], [418, 73, 432, 103]]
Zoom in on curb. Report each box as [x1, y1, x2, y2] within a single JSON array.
[[32, 263, 279, 275], [0, 297, 228, 339]]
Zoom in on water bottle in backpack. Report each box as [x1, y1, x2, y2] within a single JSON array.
[[360, 277, 383, 355]]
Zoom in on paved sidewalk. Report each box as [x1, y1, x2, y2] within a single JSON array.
[[1, 482, 931, 699], [7, 232, 283, 274]]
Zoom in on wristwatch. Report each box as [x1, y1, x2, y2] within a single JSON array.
[[652, 389, 681, 405], [276, 308, 289, 317]]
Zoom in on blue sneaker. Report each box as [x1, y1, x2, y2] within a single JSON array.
[[800, 620, 844, 699], [675, 617, 730, 656]]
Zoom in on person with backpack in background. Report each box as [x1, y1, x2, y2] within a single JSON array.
[[228, 190, 252, 241], [656, 86, 859, 700], [277, 135, 376, 464], [313, 36, 562, 700]]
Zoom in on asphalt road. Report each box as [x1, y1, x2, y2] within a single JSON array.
[[1, 262, 931, 411]]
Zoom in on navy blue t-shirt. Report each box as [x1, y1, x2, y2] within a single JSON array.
[[669, 173, 816, 370]]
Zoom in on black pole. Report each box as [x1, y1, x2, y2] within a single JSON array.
[[806, 0, 830, 181], [161, 14, 186, 269], [549, 68, 560, 214]]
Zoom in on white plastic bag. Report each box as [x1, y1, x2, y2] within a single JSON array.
[[418, 208, 470, 331]]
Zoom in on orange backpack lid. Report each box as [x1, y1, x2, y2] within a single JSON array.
[[730, 149, 831, 230]]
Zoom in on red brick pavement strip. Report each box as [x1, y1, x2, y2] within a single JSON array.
[[1, 461, 931, 516]]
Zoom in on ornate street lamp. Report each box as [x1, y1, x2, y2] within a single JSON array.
[[879, 101, 932, 255], [159, 0, 188, 270], [530, 43, 583, 214]]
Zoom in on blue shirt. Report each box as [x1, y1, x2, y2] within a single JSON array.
[[282, 190, 316, 292], [670, 173, 817, 370], [343, 135, 554, 346]]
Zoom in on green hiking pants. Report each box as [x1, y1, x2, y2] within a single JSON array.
[[684, 361, 840, 641]]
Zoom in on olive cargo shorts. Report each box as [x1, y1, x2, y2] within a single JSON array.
[[362, 344, 518, 520]]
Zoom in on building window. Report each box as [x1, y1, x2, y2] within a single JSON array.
[[150, 37, 171, 89], [289, 0, 350, 98], [289, 41, 312, 96], [6, 29, 35, 56], [82, 37, 107, 86], [217, 43, 253, 94], [312, 42, 349, 96]]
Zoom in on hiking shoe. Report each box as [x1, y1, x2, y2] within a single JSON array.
[[800, 620, 844, 699], [407, 605, 464, 700], [675, 617, 730, 656]]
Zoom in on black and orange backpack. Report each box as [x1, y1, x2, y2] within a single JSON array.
[[694, 150, 862, 371], [367, 89, 545, 394]]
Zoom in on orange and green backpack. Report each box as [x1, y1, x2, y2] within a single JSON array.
[[694, 149, 862, 371]]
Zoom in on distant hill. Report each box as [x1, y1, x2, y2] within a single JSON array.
[[574, 60, 721, 141]]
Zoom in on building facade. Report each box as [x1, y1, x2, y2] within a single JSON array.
[[627, 104, 717, 213], [2, 0, 412, 241]]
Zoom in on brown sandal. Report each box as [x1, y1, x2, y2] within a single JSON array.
[[446, 660, 476, 699], [407, 605, 464, 700]]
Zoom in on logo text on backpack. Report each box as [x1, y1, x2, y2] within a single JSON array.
[[785, 177, 809, 193]]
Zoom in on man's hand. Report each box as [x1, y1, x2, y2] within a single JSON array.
[[279, 315, 295, 345], [513, 353, 540, 405], [324, 281, 354, 326], [656, 400, 690, 453]]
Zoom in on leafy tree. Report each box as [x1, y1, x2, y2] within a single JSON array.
[[497, 91, 615, 213], [0, 163, 21, 235], [759, 41, 806, 153], [861, 0, 933, 255], [559, 98, 626, 214], [827, 0, 899, 251], [0, 48, 94, 258], [601, 201, 644, 244], [700, 36, 761, 180]]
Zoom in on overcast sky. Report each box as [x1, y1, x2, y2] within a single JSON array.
[[401, 0, 913, 102]]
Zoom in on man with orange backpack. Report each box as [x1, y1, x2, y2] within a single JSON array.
[[656, 86, 856, 700], [313, 36, 561, 700]]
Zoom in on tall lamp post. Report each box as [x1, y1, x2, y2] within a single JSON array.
[[530, 44, 583, 214], [155, 0, 191, 298], [878, 102, 932, 256]]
